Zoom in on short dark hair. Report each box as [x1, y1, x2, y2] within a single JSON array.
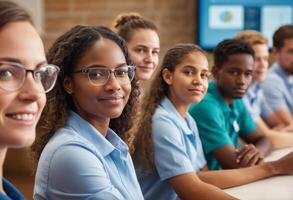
[[213, 39, 254, 68], [273, 24, 293, 49], [0, 0, 33, 30]]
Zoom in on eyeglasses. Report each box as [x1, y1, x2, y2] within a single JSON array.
[[0, 61, 60, 93], [72, 64, 135, 86]]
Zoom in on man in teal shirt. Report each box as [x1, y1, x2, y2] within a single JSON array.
[[189, 39, 272, 170]]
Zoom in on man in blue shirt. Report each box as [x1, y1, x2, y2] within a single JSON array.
[[190, 39, 272, 170], [262, 25, 293, 127], [235, 30, 293, 149]]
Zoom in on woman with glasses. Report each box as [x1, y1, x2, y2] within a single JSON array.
[[0, 1, 59, 199], [32, 25, 143, 199]]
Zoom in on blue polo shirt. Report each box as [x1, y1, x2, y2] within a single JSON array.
[[34, 111, 143, 200], [262, 63, 293, 116], [0, 179, 25, 200], [189, 81, 256, 170], [136, 97, 206, 200], [243, 83, 273, 122]]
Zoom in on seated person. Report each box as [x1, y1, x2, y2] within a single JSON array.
[[33, 26, 143, 199], [262, 25, 293, 127], [235, 30, 293, 149], [0, 1, 59, 199], [133, 43, 293, 200], [189, 39, 272, 170]]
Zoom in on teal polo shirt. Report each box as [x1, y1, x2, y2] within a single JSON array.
[[189, 81, 256, 170]]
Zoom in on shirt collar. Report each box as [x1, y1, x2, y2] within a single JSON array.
[[274, 63, 293, 84], [246, 83, 260, 101], [160, 97, 194, 135], [66, 111, 128, 158], [274, 63, 288, 76]]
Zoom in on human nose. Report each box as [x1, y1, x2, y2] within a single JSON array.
[[104, 72, 121, 91], [18, 72, 44, 101], [144, 51, 153, 63], [192, 73, 204, 85], [236, 74, 246, 85]]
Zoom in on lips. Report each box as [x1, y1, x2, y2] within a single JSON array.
[[98, 95, 125, 106], [99, 95, 124, 101], [137, 65, 153, 71], [255, 70, 265, 75], [234, 88, 246, 94], [188, 88, 205, 96], [6, 111, 36, 122]]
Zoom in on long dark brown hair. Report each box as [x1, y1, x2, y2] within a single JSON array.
[[132, 43, 206, 171], [32, 25, 140, 162]]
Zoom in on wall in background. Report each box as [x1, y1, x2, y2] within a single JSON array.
[[43, 0, 197, 55]]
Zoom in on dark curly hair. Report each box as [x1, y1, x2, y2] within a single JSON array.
[[213, 39, 254, 69], [132, 43, 206, 171], [31, 25, 140, 162]]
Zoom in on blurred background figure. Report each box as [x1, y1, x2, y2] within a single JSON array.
[[261, 25, 293, 127], [235, 30, 293, 149]]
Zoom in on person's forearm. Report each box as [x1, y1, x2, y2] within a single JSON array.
[[197, 162, 275, 189], [255, 137, 272, 157], [266, 129, 293, 149], [180, 182, 238, 200]]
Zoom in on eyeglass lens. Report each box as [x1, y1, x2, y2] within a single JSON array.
[[0, 62, 59, 93], [87, 65, 134, 86]]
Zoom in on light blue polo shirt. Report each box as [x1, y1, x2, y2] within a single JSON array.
[[243, 83, 273, 122], [34, 111, 143, 200], [189, 81, 256, 170], [262, 63, 293, 116], [136, 97, 206, 200]]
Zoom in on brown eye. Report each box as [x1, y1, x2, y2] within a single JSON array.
[[115, 68, 128, 77], [201, 71, 210, 79]]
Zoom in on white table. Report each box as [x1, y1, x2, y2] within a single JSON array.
[[225, 147, 293, 200]]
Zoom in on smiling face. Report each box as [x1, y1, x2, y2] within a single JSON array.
[[0, 22, 47, 147], [65, 38, 131, 127], [127, 29, 160, 80], [214, 53, 254, 104], [163, 51, 209, 113]]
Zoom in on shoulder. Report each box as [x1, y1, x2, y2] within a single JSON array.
[[42, 127, 97, 159], [263, 66, 285, 87], [36, 127, 102, 181], [153, 103, 178, 127], [189, 94, 222, 120]]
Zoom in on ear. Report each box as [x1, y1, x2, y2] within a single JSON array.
[[63, 76, 73, 94], [162, 68, 173, 85], [212, 66, 219, 80], [271, 47, 279, 59]]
